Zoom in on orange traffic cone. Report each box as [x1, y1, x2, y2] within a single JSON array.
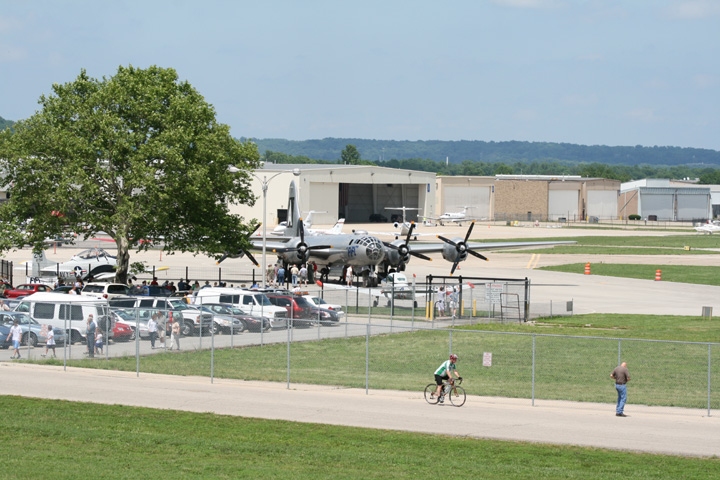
[[655, 269, 662, 281], [584, 263, 591, 275]]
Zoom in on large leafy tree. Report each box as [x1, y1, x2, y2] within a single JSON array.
[[0, 65, 260, 283], [340, 144, 362, 165]]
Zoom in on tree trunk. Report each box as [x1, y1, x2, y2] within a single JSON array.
[[114, 236, 131, 284]]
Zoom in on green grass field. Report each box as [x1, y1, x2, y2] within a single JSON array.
[[537, 263, 720, 286], [475, 235, 720, 249], [2, 396, 718, 479], [40, 315, 720, 410]]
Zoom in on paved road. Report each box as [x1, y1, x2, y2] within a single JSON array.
[[2, 363, 718, 457]]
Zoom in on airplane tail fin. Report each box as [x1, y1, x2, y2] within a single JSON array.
[[329, 219, 345, 234], [284, 181, 303, 236], [31, 251, 54, 277]]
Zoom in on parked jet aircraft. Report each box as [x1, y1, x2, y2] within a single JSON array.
[[218, 182, 575, 284], [695, 220, 720, 234], [422, 207, 477, 226], [271, 210, 328, 236]]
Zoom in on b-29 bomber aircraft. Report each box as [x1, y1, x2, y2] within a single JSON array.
[[218, 181, 575, 286]]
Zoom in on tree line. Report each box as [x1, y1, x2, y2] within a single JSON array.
[[252, 137, 720, 168], [261, 148, 720, 184]]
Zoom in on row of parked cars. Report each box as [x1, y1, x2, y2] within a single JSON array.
[[1, 283, 345, 349]]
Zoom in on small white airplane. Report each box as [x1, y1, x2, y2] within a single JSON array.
[[29, 248, 117, 280], [271, 211, 331, 236], [694, 220, 720, 234], [422, 207, 476, 226]]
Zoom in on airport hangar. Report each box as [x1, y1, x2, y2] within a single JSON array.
[[619, 179, 714, 221], [230, 165, 625, 226]]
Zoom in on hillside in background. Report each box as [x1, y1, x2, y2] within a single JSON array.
[[251, 138, 720, 167], [0, 116, 14, 132]]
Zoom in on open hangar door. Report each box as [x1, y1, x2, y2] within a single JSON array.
[[338, 183, 419, 223]]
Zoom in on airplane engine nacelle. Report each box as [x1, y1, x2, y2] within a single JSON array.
[[383, 246, 402, 268], [442, 238, 467, 263], [393, 222, 400, 229]]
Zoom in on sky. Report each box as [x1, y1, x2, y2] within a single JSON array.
[[1, 0, 719, 150]]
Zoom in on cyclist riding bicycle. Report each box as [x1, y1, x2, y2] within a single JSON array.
[[432, 354, 462, 403]]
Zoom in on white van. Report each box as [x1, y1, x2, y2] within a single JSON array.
[[16, 292, 113, 344], [191, 288, 287, 329]]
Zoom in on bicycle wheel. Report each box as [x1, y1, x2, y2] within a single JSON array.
[[424, 384, 440, 404], [448, 385, 466, 407]]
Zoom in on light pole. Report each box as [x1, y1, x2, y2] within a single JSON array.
[[229, 166, 300, 288]]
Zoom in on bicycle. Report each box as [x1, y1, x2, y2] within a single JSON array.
[[424, 378, 466, 407]]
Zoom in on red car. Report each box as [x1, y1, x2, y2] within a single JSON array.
[[3, 283, 53, 299], [112, 320, 134, 342]]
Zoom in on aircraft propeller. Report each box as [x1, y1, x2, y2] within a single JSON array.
[[437, 221, 488, 275], [216, 223, 262, 266], [383, 222, 431, 271], [273, 218, 332, 264]]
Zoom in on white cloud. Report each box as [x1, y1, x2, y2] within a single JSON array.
[[665, 1, 720, 19]]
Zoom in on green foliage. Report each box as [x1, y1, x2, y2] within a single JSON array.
[[0, 115, 14, 132], [0, 66, 260, 282], [340, 144, 362, 165], [629, 214, 641, 220], [3, 397, 717, 479], [254, 138, 720, 168]]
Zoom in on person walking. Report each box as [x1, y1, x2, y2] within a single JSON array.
[[266, 264, 275, 286], [299, 264, 308, 287], [346, 265, 353, 287], [7, 319, 22, 359], [42, 326, 56, 358], [277, 265, 286, 286], [291, 264, 299, 286], [148, 313, 158, 349], [169, 320, 181, 351], [610, 361, 631, 417], [85, 314, 96, 358]]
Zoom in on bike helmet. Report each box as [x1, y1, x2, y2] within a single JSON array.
[[449, 354, 458, 361]]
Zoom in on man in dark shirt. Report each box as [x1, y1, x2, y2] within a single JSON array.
[[610, 362, 630, 417]]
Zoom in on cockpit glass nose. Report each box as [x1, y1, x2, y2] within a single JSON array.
[[357, 236, 384, 262]]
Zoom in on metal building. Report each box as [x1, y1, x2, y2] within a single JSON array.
[[619, 179, 711, 221], [230, 164, 436, 226]]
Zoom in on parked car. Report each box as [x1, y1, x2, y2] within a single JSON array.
[[108, 296, 213, 337], [196, 305, 243, 334], [52, 285, 75, 294], [265, 294, 316, 327], [198, 303, 270, 332], [82, 282, 129, 300], [128, 285, 171, 297], [4, 283, 53, 299], [110, 308, 150, 340], [302, 295, 345, 318], [308, 305, 341, 325], [192, 288, 287, 329], [16, 293, 113, 344], [111, 319, 134, 342], [0, 311, 67, 347]]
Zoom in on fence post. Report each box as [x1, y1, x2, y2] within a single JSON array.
[[287, 314, 291, 389], [709, 344, 712, 417], [365, 324, 370, 395], [618, 339, 622, 366], [532, 334, 536, 407], [210, 318, 215, 384], [449, 330, 452, 356]]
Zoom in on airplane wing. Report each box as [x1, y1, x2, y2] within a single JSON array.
[[410, 240, 576, 255]]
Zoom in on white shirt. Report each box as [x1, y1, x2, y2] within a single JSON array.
[[10, 325, 22, 342], [46, 328, 55, 346]]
